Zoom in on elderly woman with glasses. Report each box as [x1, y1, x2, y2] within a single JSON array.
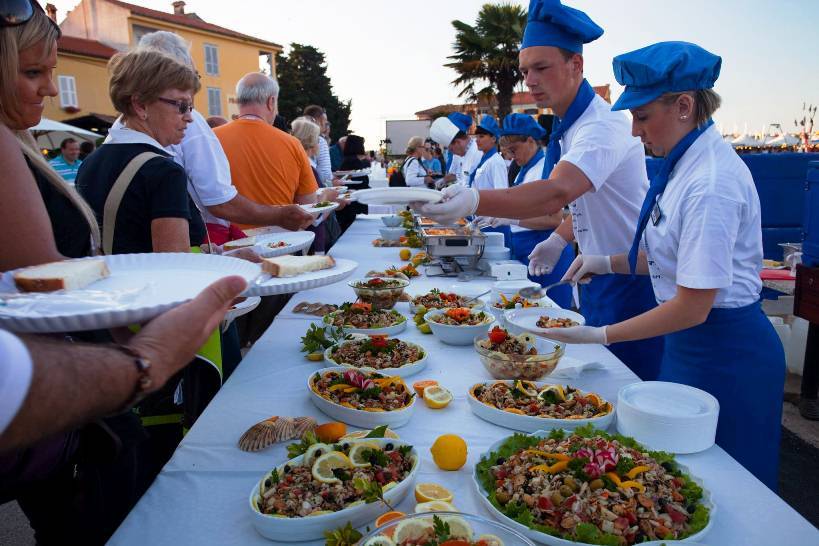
[[77, 48, 205, 255]]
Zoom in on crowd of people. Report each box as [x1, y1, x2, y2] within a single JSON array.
[[0, 0, 788, 542]]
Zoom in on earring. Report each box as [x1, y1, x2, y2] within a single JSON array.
[[680, 115, 688, 120]]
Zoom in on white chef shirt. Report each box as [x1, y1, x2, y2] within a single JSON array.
[[642, 125, 763, 307], [558, 95, 648, 255], [510, 154, 546, 233], [402, 156, 428, 187], [459, 139, 482, 185], [0, 330, 33, 436], [471, 151, 508, 191], [108, 111, 238, 227]]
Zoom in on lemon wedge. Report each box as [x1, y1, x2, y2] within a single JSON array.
[[311, 451, 353, 484], [303, 443, 332, 467], [414, 482, 454, 503], [414, 500, 457, 513], [348, 441, 382, 467], [422, 385, 453, 409], [393, 518, 433, 544]]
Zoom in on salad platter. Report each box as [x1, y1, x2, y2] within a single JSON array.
[[323, 334, 428, 377], [323, 302, 408, 335]]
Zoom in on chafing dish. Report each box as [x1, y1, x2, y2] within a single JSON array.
[[420, 225, 486, 259]]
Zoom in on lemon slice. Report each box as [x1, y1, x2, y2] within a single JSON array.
[[442, 515, 474, 540], [517, 332, 536, 345], [311, 451, 353, 484], [306, 510, 334, 517], [539, 384, 565, 402], [414, 500, 457, 513], [393, 519, 434, 544], [476, 533, 505, 546], [363, 536, 396, 546], [382, 481, 398, 493], [422, 385, 453, 409], [514, 380, 538, 397], [348, 441, 382, 467], [303, 443, 332, 467], [414, 482, 454, 503], [340, 428, 400, 441]]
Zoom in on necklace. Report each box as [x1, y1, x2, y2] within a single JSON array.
[[238, 113, 265, 122]]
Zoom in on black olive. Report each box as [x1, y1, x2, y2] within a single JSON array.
[[342, 443, 350, 450], [496, 457, 506, 465], [658, 498, 668, 508], [264, 479, 271, 488], [687, 504, 697, 514], [634, 531, 646, 541], [523, 485, 534, 494], [661, 461, 674, 471], [386, 443, 394, 451], [283, 465, 291, 472]]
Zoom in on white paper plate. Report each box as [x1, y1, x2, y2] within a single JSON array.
[[322, 309, 407, 336], [334, 169, 371, 177], [245, 258, 358, 297], [307, 367, 416, 428], [300, 202, 340, 215], [249, 438, 419, 541], [351, 188, 443, 206], [251, 230, 315, 258], [467, 381, 615, 432], [504, 307, 586, 340], [323, 337, 428, 378], [473, 430, 716, 546], [0, 253, 261, 333], [223, 296, 261, 324]]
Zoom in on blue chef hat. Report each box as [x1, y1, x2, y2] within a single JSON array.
[[611, 41, 722, 111], [521, 0, 603, 54], [447, 112, 473, 134], [500, 113, 547, 140], [475, 115, 501, 138]]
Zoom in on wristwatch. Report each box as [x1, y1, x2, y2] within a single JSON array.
[[115, 344, 153, 412]]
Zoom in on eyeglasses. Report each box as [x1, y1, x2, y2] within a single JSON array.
[[0, 0, 36, 26], [157, 97, 194, 115]]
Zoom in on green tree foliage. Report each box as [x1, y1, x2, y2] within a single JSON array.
[[275, 43, 352, 141], [446, 3, 527, 119]]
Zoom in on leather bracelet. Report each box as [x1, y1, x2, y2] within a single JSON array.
[[114, 344, 153, 413]]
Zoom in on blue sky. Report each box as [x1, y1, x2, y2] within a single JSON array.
[[51, 0, 819, 147]]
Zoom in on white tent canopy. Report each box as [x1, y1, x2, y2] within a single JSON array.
[[765, 133, 800, 147], [731, 133, 761, 147], [30, 117, 99, 149]]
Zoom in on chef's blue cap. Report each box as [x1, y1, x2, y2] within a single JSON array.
[[521, 0, 603, 54], [500, 113, 547, 140], [447, 112, 473, 134], [611, 41, 722, 111], [475, 115, 501, 138]]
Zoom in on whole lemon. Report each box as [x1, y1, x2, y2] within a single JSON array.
[[430, 434, 467, 471], [399, 248, 412, 261]]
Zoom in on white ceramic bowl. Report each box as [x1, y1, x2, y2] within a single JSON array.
[[249, 438, 419, 541], [360, 511, 536, 546], [381, 215, 403, 227], [504, 307, 586, 342], [323, 309, 408, 336], [323, 336, 428, 378], [308, 367, 417, 428], [616, 381, 719, 454], [408, 292, 485, 315], [423, 308, 495, 346], [472, 430, 716, 546], [467, 381, 615, 432], [379, 227, 405, 241]]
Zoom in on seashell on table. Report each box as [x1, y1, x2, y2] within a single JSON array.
[[238, 416, 317, 452]]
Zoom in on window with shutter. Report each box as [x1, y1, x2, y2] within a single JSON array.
[[208, 87, 222, 116], [58, 76, 78, 108], [204, 44, 219, 75]]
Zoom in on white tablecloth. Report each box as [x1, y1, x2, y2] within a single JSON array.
[[110, 216, 819, 545]]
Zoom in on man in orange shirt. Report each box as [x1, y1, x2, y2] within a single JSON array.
[[214, 73, 321, 230]]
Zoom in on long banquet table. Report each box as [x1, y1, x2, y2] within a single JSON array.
[[110, 216, 819, 545]]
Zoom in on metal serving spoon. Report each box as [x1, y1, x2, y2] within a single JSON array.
[[519, 279, 575, 300]]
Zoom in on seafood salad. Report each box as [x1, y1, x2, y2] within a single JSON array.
[[470, 381, 612, 420], [476, 426, 710, 545], [479, 327, 538, 356], [325, 303, 406, 330], [412, 289, 478, 310], [256, 440, 416, 517], [329, 336, 424, 371], [493, 294, 541, 310], [536, 316, 579, 329], [311, 369, 415, 411], [428, 308, 491, 326]]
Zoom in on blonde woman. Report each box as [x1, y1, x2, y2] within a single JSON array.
[[0, 1, 100, 269], [402, 136, 432, 187]]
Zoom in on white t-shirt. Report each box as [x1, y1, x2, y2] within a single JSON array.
[[471, 151, 508, 191], [559, 95, 649, 255], [511, 154, 546, 233], [109, 111, 238, 227], [0, 329, 33, 436], [642, 125, 763, 307]]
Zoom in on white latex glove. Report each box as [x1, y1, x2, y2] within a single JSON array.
[[489, 217, 520, 227], [412, 184, 479, 225], [473, 216, 492, 228], [528, 232, 568, 276], [561, 254, 612, 283], [540, 325, 608, 345]]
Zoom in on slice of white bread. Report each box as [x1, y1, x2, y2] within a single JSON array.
[[261, 255, 335, 277], [13, 259, 110, 292], [223, 236, 257, 250]]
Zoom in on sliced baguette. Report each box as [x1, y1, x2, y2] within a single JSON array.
[[223, 236, 257, 251], [261, 255, 335, 277], [14, 259, 110, 292]]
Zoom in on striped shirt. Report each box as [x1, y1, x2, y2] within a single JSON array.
[[49, 155, 82, 185]]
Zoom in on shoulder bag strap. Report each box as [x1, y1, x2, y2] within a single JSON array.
[[103, 152, 160, 255]]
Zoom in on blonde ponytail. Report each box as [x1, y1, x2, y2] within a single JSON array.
[[16, 131, 102, 255]]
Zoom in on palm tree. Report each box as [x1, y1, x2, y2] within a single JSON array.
[[445, 3, 527, 119]]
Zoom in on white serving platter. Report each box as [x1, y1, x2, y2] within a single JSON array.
[[250, 230, 315, 258], [0, 253, 261, 333], [323, 336, 428, 378]]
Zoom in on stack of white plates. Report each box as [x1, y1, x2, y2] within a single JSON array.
[[616, 381, 719, 454]]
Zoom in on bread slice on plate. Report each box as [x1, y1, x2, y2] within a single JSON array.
[[261, 255, 335, 277], [14, 259, 110, 292], [223, 236, 257, 251]]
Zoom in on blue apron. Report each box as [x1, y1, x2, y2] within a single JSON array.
[[510, 229, 574, 309], [581, 274, 664, 381], [658, 301, 785, 491]]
